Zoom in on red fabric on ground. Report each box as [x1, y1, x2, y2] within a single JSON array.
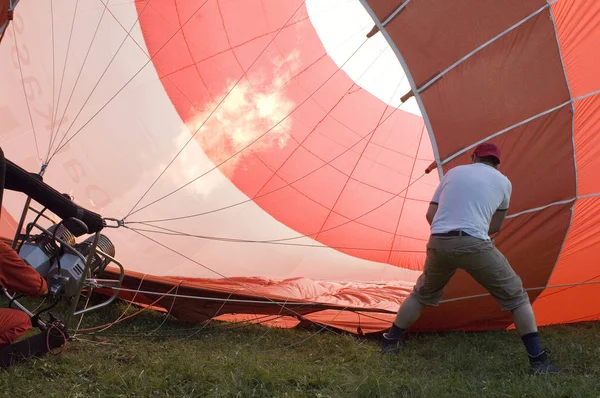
[[0, 240, 47, 346]]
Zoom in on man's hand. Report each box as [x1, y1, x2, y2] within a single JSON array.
[[489, 209, 507, 235]]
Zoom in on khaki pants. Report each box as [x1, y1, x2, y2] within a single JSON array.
[[411, 235, 530, 311]]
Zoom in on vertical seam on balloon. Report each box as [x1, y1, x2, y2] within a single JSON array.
[[252, 45, 389, 200], [175, 1, 216, 103], [358, 0, 443, 180], [119, 1, 309, 218], [313, 83, 402, 240], [215, 0, 247, 87], [543, 2, 577, 294], [386, 124, 425, 264], [417, 4, 550, 95]]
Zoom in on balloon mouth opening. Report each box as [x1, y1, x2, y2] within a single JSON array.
[[306, 0, 424, 118]]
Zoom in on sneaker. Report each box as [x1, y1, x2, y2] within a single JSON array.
[[529, 351, 560, 375], [380, 332, 404, 354]]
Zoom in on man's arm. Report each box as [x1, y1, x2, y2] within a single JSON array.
[[488, 209, 507, 235], [426, 203, 438, 225], [426, 177, 444, 225], [489, 180, 512, 235], [0, 241, 47, 296]]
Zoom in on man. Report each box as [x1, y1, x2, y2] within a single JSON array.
[[381, 142, 559, 375], [0, 240, 48, 348]]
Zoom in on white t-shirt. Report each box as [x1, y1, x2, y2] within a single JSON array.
[[430, 162, 512, 240]]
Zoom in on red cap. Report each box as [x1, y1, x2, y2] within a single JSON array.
[[473, 142, 501, 163]]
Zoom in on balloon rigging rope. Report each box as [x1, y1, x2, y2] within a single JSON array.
[[84, 278, 600, 349], [52, 3, 434, 227], [144, 283, 181, 335], [155, 1, 362, 97], [385, 124, 427, 264], [74, 288, 94, 333], [74, 279, 177, 336], [44, 0, 111, 162], [93, 0, 220, 136], [15, 0, 400, 346], [81, 281, 386, 351], [87, 313, 291, 338], [124, 85, 438, 225], [119, 0, 370, 221], [11, 24, 41, 161], [75, 282, 181, 333], [91, 279, 600, 319], [47, 0, 157, 161], [81, 289, 357, 353], [77, 282, 354, 354], [91, 284, 362, 309], [123, 0, 311, 220], [233, 41, 394, 216], [44, 0, 363, 166], [48, 0, 225, 161], [126, 107, 407, 224], [314, 79, 406, 242], [123, 164, 431, 247], [86, 274, 149, 335], [257, 306, 356, 354], [162, 289, 261, 342], [48, 0, 57, 161], [81, 312, 352, 357], [46, 0, 80, 161], [160, 20, 410, 182], [94, 0, 397, 190], [114, 228, 371, 338], [126, 225, 427, 252], [124, 31, 370, 220]]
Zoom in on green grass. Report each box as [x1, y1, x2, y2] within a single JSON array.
[[0, 298, 599, 397]]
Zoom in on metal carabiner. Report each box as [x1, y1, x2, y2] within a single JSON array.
[[103, 217, 125, 228]]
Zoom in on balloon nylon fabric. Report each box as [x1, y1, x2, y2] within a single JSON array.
[[362, 0, 600, 331], [2, 0, 600, 334], [108, 0, 600, 333]]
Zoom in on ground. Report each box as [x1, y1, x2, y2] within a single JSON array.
[[0, 299, 598, 397]]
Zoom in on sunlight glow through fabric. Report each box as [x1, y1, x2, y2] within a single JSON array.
[[1, 0, 599, 334]]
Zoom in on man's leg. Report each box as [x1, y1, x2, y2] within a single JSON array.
[[460, 240, 559, 374], [394, 294, 426, 329], [0, 308, 32, 348], [382, 240, 456, 352], [511, 302, 549, 368], [383, 294, 425, 347], [512, 302, 538, 335]]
